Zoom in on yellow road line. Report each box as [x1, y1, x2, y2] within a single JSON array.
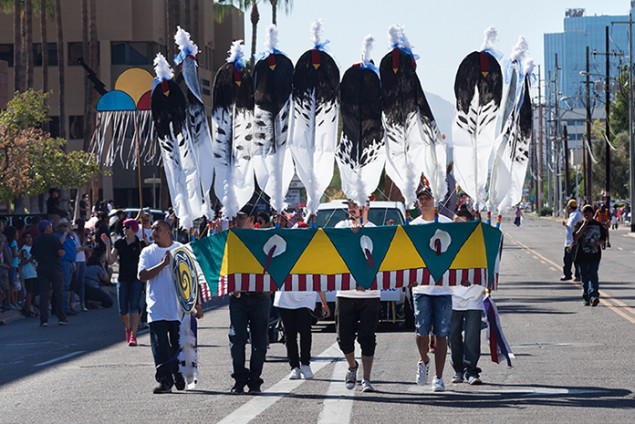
[[508, 236, 635, 324]]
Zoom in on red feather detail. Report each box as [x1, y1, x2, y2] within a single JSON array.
[[312, 49, 321, 69], [392, 48, 399, 73], [479, 51, 490, 78]]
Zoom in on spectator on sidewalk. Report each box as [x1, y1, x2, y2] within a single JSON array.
[[0, 232, 10, 312], [19, 232, 39, 318], [31, 219, 68, 327], [83, 253, 114, 309], [46, 188, 68, 223], [136, 208, 153, 245], [72, 219, 91, 312], [56, 218, 77, 315], [78, 194, 90, 221], [5, 226, 20, 309]]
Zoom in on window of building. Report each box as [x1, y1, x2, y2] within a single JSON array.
[[49, 116, 60, 138], [111, 42, 158, 65], [33, 43, 58, 66], [68, 42, 99, 66], [69, 115, 84, 139], [0, 44, 13, 67]]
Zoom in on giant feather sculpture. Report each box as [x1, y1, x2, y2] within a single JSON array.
[[174, 26, 214, 220], [151, 53, 203, 229], [380, 25, 446, 213], [452, 26, 503, 210], [489, 59, 534, 213], [211, 41, 255, 219], [252, 25, 295, 215], [335, 35, 385, 207], [289, 19, 340, 219]]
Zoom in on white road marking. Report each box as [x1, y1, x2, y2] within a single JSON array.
[[34, 351, 86, 367], [318, 357, 356, 424], [217, 342, 341, 424], [617, 247, 623, 251]]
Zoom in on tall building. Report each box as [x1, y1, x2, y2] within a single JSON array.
[[544, 7, 633, 147], [0, 0, 244, 208]]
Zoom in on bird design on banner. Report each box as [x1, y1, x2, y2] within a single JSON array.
[[335, 35, 386, 207], [151, 53, 204, 229], [289, 19, 340, 219], [252, 25, 295, 215], [174, 26, 214, 220], [380, 25, 447, 211], [452, 26, 503, 210], [489, 37, 534, 213], [211, 40, 255, 219]]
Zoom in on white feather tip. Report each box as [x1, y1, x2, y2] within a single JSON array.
[[388, 24, 403, 47], [153, 53, 174, 81], [264, 24, 279, 52], [524, 58, 535, 76], [174, 26, 199, 56], [227, 40, 245, 63], [361, 35, 374, 65], [510, 36, 528, 62], [481, 26, 498, 51], [310, 19, 323, 47]]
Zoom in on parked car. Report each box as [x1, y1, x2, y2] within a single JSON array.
[[314, 200, 413, 327], [108, 208, 167, 223]]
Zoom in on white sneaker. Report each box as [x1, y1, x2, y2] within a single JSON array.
[[288, 367, 301, 380], [345, 362, 358, 390], [467, 375, 482, 385], [300, 364, 314, 379], [361, 379, 375, 393], [451, 373, 464, 383], [432, 376, 445, 392], [416, 360, 429, 385]]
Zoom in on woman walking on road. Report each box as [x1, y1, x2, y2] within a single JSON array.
[[105, 219, 146, 346]]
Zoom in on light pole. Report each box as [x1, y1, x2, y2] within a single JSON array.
[[630, 3, 635, 231]]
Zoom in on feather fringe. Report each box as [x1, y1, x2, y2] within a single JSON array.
[[174, 26, 199, 57], [524, 58, 535, 77], [361, 34, 374, 66], [480, 26, 498, 52], [153, 53, 173, 81], [227, 40, 245, 63], [178, 314, 199, 389], [510, 35, 528, 63], [388, 24, 403, 48], [310, 19, 323, 47], [264, 24, 278, 52]]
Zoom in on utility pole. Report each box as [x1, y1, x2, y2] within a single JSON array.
[[547, 70, 553, 209], [554, 54, 562, 215], [585, 47, 593, 205], [563, 125, 571, 198], [605, 26, 612, 208], [538, 66, 544, 209], [631, 4, 635, 232]]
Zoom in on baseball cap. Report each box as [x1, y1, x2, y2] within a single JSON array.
[[38, 219, 53, 232], [567, 199, 578, 208], [58, 217, 70, 224], [582, 204, 594, 214]]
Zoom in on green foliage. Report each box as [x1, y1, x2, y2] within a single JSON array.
[[610, 64, 629, 136], [539, 207, 553, 216], [0, 89, 51, 131], [590, 122, 630, 200], [0, 90, 102, 202]]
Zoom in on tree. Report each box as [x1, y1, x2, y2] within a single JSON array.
[[39, 0, 49, 98], [590, 120, 630, 200], [25, 0, 33, 88], [0, 90, 101, 204], [54, 0, 65, 138], [269, 0, 292, 26]]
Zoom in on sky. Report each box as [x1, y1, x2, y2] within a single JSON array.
[[242, 0, 630, 104]]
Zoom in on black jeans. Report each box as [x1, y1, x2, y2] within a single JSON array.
[[278, 307, 313, 369], [38, 268, 66, 324], [335, 297, 380, 357], [563, 245, 580, 279], [149, 320, 181, 386], [449, 310, 482, 378]]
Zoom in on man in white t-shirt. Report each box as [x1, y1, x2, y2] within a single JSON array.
[[334, 201, 380, 393], [449, 206, 485, 385], [138, 220, 183, 394], [410, 185, 452, 392]]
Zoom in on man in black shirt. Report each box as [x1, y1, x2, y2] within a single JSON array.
[[31, 220, 68, 326], [573, 204, 608, 307], [46, 188, 68, 222]]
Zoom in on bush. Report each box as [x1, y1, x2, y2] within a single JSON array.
[[539, 207, 553, 217]]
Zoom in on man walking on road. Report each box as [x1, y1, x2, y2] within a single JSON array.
[[573, 205, 608, 307], [138, 220, 184, 394], [411, 185, 452, 392], [561, 199, 583, 281]]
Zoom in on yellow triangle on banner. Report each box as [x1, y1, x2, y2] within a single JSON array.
[[450, 224, 487, 269], [221, 231, 264, 276], [379, 226, 426, 271], [290, 229, 348, 274]]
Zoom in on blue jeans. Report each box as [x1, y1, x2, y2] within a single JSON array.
[[450, 309, 482, 378], [61, 261, 74, 312], [75, 261, 86, 306], [149, 320, 180, 386], [578, 261, 600, 301], [117, 280, 144, 315], [413, 294, 452, 337], [229, 293, 271, 389]]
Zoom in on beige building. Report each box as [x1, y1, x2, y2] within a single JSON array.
[[0, 0, 244, 208]]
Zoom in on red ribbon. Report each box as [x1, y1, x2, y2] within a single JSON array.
[[434, 239, 442, 256], [364, 248, 374, 269], [263, 245, 276, 274]]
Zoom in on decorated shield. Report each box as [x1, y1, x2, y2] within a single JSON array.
[[171, 247, 199, 314]]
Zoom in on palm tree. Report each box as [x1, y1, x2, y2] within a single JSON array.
[[216, 0, 259, 68], [269, 0, 292, 26], [39, 0, 49, 95], [54, 0, 65, 138], [25, 0, 33, 88]]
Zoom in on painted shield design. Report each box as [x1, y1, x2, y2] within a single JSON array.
[[171, 247, 198, 314]]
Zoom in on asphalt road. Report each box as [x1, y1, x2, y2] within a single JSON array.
[[1, 215, 634, 423]]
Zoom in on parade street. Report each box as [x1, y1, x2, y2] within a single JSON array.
[[1, 215, 634, 424]]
